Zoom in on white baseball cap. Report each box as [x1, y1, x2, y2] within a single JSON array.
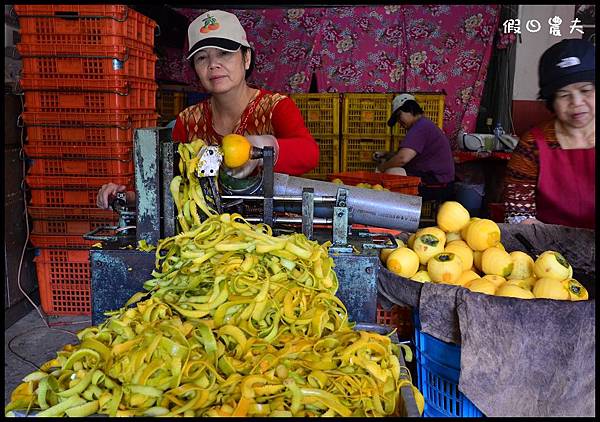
[[387, 93, 416, 127], [187, 10, 251, 60]]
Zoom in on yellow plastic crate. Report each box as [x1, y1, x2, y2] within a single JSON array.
[[341, 135, 391, 172], [421, 200, 435, 219], [419, 200, 441, 226], [291, 93, 340, 135], [342, 93, 393, 136], [157, 90, 186, 121], [392, 92, 445, 142], [303, 135, 340, 180]]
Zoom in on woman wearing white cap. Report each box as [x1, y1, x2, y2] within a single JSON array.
[[173, 10, 319, 176], [97, 10, 319, 209], [503, 39, 595, 229], [377, 93, 455, 201]]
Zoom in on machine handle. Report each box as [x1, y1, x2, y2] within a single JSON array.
[[83, 225, 119, 240], [83, 225, 135, 241], [359, 232, 398, 249], [108, 192, 128, 212]]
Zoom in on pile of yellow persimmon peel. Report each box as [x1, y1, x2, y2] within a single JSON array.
[[5, 140, 420, 417]]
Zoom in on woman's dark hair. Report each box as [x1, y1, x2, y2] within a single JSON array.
[[189, 46, 255, 80], [398, 100, 424, 116], [241, 46, 255, 79]]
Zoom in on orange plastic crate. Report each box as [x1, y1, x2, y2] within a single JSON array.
[[32, 219, 117, 235], [28, 206, 117, 221], [376, 302, 414, 340], [34, 248, 91, 316], [351, 224, 401, 237], [24, 143, 133, 160], [23, 80, 157, 112], [15, 4, 156, 49], [24, 113, 157, 144], [28, 158, 133, 177], [330, 171, 421, 195], [20, 75, 148, 93], [26, 174, 133, 189], [18, 43, 157, 80], [22, 110, 158, 130], [29, 188, 103, 208], [30, 234, 100, 249]]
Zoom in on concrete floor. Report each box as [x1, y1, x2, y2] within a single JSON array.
[[4, 309, 91, 407]]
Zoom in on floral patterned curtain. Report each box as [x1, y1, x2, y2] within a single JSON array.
[[170, 5, 500, 144]]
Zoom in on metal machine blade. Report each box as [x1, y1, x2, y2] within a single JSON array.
[[199, 176, 223, 215], [195, 145, 224, 215]]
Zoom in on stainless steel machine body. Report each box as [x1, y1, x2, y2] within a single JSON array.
[[272, 174, 421, 232], [88, 127, 422, 326]]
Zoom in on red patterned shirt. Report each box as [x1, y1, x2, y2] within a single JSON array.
[[503, 119, 559, 223], [171, 89, 319, 176]]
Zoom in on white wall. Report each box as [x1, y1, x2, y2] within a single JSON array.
[[513, 5, 580, 101]]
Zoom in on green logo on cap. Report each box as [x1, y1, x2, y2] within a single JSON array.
[[200, 14, 220, 33]]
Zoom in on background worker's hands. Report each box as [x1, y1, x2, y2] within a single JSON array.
[[96, 183, 127, 209], [383, 167, 407, 176], [373, 151, 394, 165], [225, 135, 279, 179]]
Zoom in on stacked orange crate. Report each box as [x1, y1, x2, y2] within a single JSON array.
[[14, 5, 158, 316]]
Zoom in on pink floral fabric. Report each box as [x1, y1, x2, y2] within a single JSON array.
[[171, 5, 500, 146]]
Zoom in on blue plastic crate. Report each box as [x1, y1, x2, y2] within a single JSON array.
[[413, 313, 484, 417]]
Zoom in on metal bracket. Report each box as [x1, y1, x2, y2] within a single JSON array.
[[161, 139, 176, 238], [301, 187, 314, 240], [133, 127, 175, 245], [331, 188, 352, 253], [262, 146, 274, 227], [196, 145, 222, 177], [195, 146, 224, 216]]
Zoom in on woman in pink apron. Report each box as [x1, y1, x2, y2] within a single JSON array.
[[503, 38, 595, 230]]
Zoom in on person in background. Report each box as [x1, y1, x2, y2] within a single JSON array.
[[377, 93, 455, 201], [97, 9, 319, 209], [503, 38, 595, 229]]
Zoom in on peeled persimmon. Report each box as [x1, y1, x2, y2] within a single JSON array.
[[222, 134, 252, 168]]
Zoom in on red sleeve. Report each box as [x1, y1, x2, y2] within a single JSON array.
[[270, 98, 319, 176], [171, 115, 188, 143]]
